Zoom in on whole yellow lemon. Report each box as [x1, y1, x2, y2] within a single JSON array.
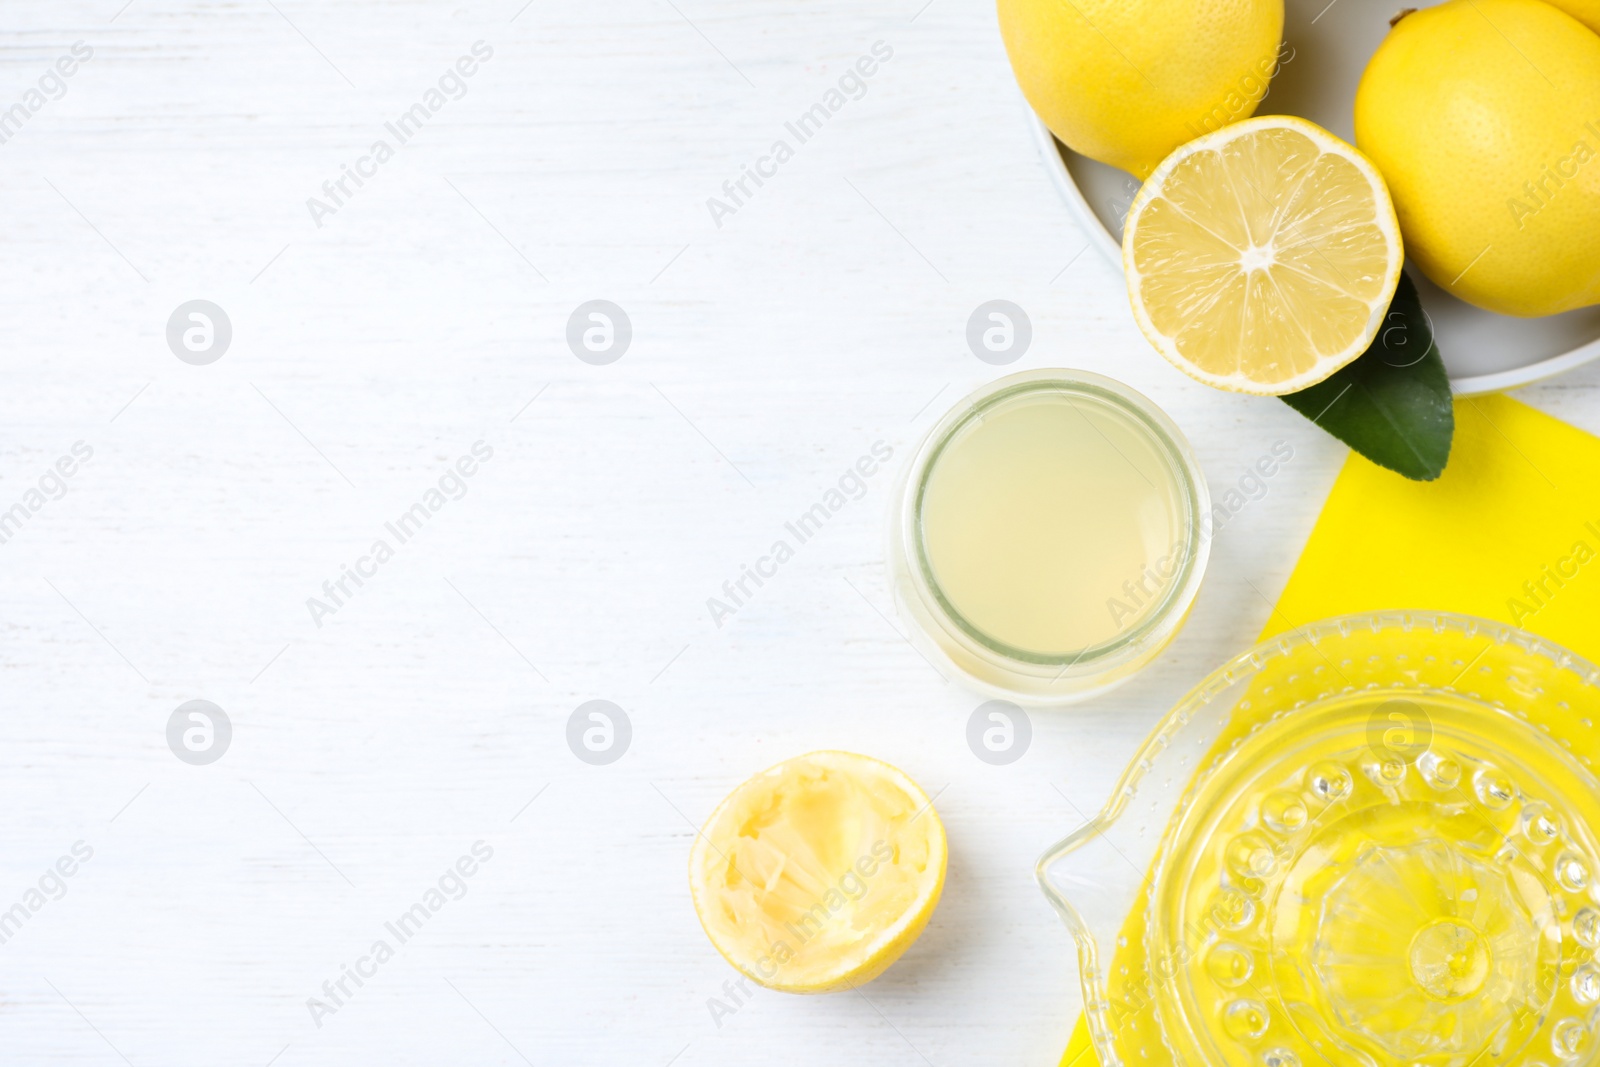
[[1355, 0, 1600, 317], [1544, 0, 1600, 36], [998, 0, 1284, 178]]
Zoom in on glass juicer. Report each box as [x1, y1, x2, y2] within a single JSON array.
[[1039, 612, 1600, 1067]]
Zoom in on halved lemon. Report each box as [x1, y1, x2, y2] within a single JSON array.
[[1123, 115, 1404, 395], [688, 750, 947, 994]]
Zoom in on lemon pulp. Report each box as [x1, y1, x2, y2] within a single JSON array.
[[1144, 692, 1600, 1067], [1123, 116, 1403, 395], [688, 751, 946, 993]]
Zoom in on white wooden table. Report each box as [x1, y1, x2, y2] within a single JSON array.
[[4, 2, 1599, 1063]]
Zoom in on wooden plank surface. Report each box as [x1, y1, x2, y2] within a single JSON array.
[[3, 1, 1598, 1063]]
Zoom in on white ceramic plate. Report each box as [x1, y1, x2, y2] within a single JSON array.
[[1030, 0, 1600, 395]]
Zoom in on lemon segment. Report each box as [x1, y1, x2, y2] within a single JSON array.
[[688, 751, 947, 994], [1123, 116, 1404, 395]]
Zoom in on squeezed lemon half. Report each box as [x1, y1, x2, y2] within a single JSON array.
[[1123, 115, 1403, 395], [688, 751, 947, 994]]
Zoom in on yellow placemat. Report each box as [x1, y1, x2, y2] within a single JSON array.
[[1059, 393, 1600, 1067]]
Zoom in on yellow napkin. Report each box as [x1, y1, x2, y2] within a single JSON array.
[[1059, 393, 1600, 1067]]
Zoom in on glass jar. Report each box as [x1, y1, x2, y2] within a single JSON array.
[[888, 369, 1210, 704]]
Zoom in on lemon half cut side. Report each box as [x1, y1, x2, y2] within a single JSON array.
[[688, 750, 947, 994], [1123, 115, 1404, 395]]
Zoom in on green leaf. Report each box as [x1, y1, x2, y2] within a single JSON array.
[[1280, 271, 1454, 481]]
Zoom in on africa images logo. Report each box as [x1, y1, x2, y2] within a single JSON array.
[[304, 442, 494, 627], [306, 842, 495, 1028], [0, 42, 93, 148], [705, 41, 894, 228], [305, 41, 494, 228]]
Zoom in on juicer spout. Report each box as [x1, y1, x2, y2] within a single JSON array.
[[1036, 809, 1152, 958]]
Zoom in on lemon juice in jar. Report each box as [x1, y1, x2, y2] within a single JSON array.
[[889, 370, 1209, 702]]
